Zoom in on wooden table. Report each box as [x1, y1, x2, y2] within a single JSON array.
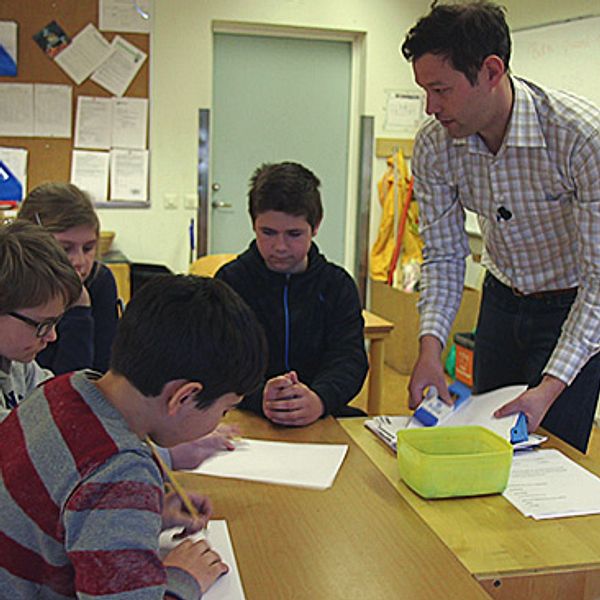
[[340, 419, 600, 600], [362, 309, 394, 415], [178, 411, 489, 600]]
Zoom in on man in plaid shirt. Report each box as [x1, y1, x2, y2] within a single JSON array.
[[401, 1, 600, 451]]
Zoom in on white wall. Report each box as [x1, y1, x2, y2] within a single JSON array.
[[98, 0, 599, 274], [98, 0, 428, 273]]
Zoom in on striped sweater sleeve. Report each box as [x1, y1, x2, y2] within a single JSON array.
[[63, 451, 202, 599]]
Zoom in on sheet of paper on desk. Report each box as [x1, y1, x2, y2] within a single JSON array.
[[189, 438, 348, 490], [159, 520, 245, 600], [503, 449, 600, 519], [365, 385, 547, 452]]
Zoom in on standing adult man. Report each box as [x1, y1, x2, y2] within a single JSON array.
[[402, 1, 600, 451]]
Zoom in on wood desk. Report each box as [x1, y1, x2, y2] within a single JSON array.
[[340, 419, 600, 600], [178, 411, 489, 600], [362, 309, 394, 415]]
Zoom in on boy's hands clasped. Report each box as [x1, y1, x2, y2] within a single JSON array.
[[263, 370, 324, 426]]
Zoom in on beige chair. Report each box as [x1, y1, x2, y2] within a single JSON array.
[[189, 253, 237, 277]]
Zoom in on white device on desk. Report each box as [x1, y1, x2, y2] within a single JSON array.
[[412, 383, 470, 427]]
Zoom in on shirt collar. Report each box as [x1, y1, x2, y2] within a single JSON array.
[[453, 75, 546, 154]]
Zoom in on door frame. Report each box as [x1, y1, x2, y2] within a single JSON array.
[[206, 20, 366, 273]]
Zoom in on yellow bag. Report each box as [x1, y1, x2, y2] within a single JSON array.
[[370, 151, 423, 283]]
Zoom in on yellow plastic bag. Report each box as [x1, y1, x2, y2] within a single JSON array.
[[370, 151, 423, 283]]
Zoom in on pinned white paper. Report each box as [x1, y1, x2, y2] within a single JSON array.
[[55, 23, 112, 86], [71, 150, 110, 202], [74, 96, 112, 149], [91, 36, 147, 97]]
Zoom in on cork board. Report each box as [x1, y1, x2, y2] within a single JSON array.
[[0, 0, 149, 195]]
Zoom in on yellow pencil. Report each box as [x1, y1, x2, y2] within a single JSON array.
[[147, 439, 200, 521]]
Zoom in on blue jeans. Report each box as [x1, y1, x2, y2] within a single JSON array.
[[474, 273, 600, 453]]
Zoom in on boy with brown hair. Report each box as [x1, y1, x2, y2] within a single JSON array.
[[216, 161, 368, 426], [0, 274, 267, 598], [0, 220, 81, 416]]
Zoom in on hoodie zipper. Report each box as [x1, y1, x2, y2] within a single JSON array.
[[283, 274, 291, 371]]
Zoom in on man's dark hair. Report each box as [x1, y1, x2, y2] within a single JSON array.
[[248, 162, 323, 231], [401, 1, 511, 85], [110, 275, 267, 405]]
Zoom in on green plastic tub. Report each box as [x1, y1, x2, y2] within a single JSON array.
[[396, 425, 513, 499]]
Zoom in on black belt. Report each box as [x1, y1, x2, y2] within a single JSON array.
[[487, 273, 577, 299], [511, 286, 578, 299]]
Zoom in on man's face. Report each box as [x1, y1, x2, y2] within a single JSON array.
[[254, 211, 318, 274], [413, 52, 492, 139], [0, 296, 65, 363]]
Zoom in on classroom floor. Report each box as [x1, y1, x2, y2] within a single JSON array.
[[350, 364, 412, 416]]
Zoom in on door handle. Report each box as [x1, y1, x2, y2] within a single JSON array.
[[211, 201, 233, 209]]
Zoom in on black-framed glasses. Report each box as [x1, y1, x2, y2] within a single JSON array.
[[8, 311, 63, 338]]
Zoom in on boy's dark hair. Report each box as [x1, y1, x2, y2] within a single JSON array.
[[401, 1, 511, 85], [248, 162, 323, 231], [18, 182, 100, 235], [0, 220, 81, 314], [110, 275, 267, 406]]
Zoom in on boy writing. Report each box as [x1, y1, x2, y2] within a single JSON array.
[[0, 220, 81, 417], [0, 274, 267, 598], [0, 220, 238, 470], [216, 161, 368, 426]]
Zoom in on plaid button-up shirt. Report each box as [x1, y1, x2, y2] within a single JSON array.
[[412, 76, 600, 385]]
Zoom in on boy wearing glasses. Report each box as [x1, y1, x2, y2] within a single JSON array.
[[0, 220, 81, 415], [0, 274, 267, 597]]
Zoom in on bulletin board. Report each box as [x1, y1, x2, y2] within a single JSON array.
[[0, 0, 149, 202]]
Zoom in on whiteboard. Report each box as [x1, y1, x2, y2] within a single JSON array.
[[511, 15, 600, 107]]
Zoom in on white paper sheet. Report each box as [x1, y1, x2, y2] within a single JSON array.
[[503, 449, 600, 519], [0, 20, 18, 64], [384, 91, 425, 133], [0, 83, 34, 136], [33, 84, 72, 138], [190, 438, 348, 490], [407, 385, 527, 439], [71, 150, 110, 202], [99, 0, 151, 34], [55, 23, 112, 86], [0, 147, 27, 197], [112, 97, 147, 148], [159, 520, 245, 600], [110, 148, 148, 201], [74, 96, 112, 149], [91, 36, 147, 97], [365, 385, 547, 452]]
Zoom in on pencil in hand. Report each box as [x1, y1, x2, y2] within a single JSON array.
[[147, 440, 204, 527]]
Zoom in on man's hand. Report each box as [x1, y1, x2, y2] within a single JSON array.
[[494, 374, 566, 432], [408, 335, 449, 409], [169, 424, 242, 470], [162, 490, 213, 534], [263, 371, 324, 426]]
